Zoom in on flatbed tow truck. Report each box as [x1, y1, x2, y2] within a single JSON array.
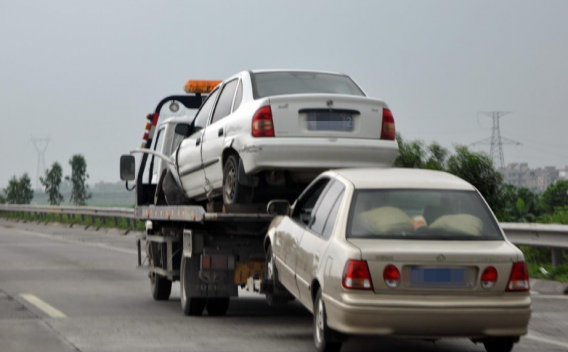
[[120, 81, 289, 316]]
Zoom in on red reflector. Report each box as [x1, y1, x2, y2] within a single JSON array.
[[481, 266, 498, 290], [252, 106, 275, 137], [506, 262, 530, 292], [343, 260, 373, 290], [380, 108, 395, 140], [383, 264, 400, 288]]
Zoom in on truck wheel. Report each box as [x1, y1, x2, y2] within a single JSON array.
[[206, 298, 230, 316], [484, 339, 515, 352], [265, 245, 291, 307], [151, 273, 172, 301], [223, 155, 253, 205], [314, 289, 343, 352], [180, 257, 206, 316]]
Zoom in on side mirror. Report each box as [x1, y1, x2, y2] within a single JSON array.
[[120, 155, 136, 181], [175, 123, 191, 137], [267, 200, 291, 216]]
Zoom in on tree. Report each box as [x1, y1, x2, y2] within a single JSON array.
[[446, 146, 505, 216], [539, 180, 568, 214], [394, 134, 426, 168], [66, 155, 91, 206], [424, 142, 449, 171], [0, 194, 5, 204], [3, 174, 34, 204], [40, 162, 64, 205]]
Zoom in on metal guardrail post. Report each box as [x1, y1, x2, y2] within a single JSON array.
[[552, 248, 565, 267]]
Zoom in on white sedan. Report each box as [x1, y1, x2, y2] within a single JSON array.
[[169, 70, 398, 205], [264, 168, 531, 352]]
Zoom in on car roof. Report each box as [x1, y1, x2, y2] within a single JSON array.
[[331, 168, 476, 191], [249, 69, 346, 76]]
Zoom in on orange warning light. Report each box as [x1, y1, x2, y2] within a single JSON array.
[[184, 80, 222, 94]]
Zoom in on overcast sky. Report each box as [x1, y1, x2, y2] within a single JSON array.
[[1, 0, 567, 188]]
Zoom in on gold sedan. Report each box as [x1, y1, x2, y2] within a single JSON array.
[[264, 168, 531, 352]]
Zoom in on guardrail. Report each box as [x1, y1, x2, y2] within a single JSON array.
[[0, 204, 567, 266]]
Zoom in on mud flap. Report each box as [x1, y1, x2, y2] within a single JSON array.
[[237, 159, 259, 187]]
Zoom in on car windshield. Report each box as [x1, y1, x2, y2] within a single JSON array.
[[252, 71, 365, 98], [347, 189, 503, 241]]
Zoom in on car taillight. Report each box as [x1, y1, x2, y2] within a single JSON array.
[[343, 260, 373, 290], [506, 262, 530, 292], [252, 106, 275, 137], [481, 266, 498, 290], [383, 264, 400, 288], [380, 108, 395, 140]]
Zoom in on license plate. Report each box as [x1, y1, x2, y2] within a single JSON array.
[[409, 267, 468, 288], [307, 112, 353, 131]]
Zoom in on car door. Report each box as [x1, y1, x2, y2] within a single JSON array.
[[274, 177, 331, 298], [296, 180, 345, 309], [177, 88, 220, 199], [201, 78, 239, 192]]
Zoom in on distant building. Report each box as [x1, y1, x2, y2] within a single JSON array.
[[501, 163, 559, 193], [559, 166, 568, 180]]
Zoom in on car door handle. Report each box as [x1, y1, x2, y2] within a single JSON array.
[[196, 137, 201, 146], [218, 128, 224, 137]]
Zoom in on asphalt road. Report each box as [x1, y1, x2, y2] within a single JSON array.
[[1, 220, 567, 352]]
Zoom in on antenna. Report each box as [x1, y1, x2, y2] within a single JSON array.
[[470, 112, 521, 169], [30, 136, 51, 190]]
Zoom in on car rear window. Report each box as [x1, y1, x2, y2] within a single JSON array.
[[347, 189, 503, 241], [251, 72, 365, 99]]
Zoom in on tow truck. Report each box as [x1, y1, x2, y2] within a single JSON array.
[[119, 81, 290, 316]]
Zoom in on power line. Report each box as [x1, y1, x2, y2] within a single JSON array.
[[30, 136, 51, 190], [470, 111, 522, 169]]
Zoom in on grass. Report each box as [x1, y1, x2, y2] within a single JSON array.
[[0, 211, 145, 232], [521, 246, 568, 283]]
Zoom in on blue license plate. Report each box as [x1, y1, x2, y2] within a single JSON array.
[[307, 112, 353, 131], [410, 267, 467, 288]]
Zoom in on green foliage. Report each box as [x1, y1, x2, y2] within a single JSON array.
[[500, 185, 540, 222], [40, 162, 64, 205], [424, 142, 449, 171], [539, 180, 568, 214], [0, 194, 5, 204], [66, 155, 92, 206], [3, 174, 34, 204], [393, 134, 425, 168], [539, 206, 568, 225]]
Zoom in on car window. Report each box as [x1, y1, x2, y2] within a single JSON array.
[[148, 128, 165, 184], [311, 181, 345, 235], [347, 189, 503, 241], [321, 190, 344, 239], [292, 178, 330, 226], [211, 79, 238, 124], [193, 88, 219, 131], [232, 80, 243, 112]]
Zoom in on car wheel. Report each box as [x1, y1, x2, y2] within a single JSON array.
[[150, 273, 172, 301], [484, 339, 515, 352], [314, 289, 343, 352], [180, 257, 206, 316], [206, 297, 230, 316], [265, 245, 292, 307], [223, 154, 253, 205]]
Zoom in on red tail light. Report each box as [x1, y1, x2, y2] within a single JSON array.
[[380, 108, 395, 140], [383, 264, 400, 288], [481, 266, 498, 290], [506, 262, 530, 292], [252, 106, 275, 137], [343, 260, 373, 290]]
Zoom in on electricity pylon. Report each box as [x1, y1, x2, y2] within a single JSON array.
[[30, 136, 51, 190], [470, 112, 521, 169]]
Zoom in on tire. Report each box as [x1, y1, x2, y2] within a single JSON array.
[[264, 245, 291, 307], [150, 273, 172, 301], [206, 297, 230, 316], [180, 257, 206, 316], [314, 290, 343, 352], [484, 339, 515, 352], [223, 155, 253, 205]]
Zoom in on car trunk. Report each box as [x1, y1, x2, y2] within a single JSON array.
[[268, 94, 386, 139], [348, 239, 519, 295]]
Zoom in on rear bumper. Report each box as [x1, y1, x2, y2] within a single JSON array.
[[324, 293, 532, 338], [237, 137, 398, 174]]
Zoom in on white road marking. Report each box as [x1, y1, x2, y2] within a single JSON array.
[[525, 333, 568, 349], [20, 294, 67, 318]]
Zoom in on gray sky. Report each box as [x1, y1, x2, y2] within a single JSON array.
[[1, 0, 567, 187]]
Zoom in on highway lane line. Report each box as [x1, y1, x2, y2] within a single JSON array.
[[20, 294, 67, 318], [525, 333, 568, 349]]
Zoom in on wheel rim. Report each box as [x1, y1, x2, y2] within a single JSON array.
[[315, 299, 324, 345], [267, 254, 274, 280], [225, 164, 237, 201]]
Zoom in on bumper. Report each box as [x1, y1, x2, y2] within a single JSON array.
[[324, 293, 532, 338], [237, 137, 398, 174]]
